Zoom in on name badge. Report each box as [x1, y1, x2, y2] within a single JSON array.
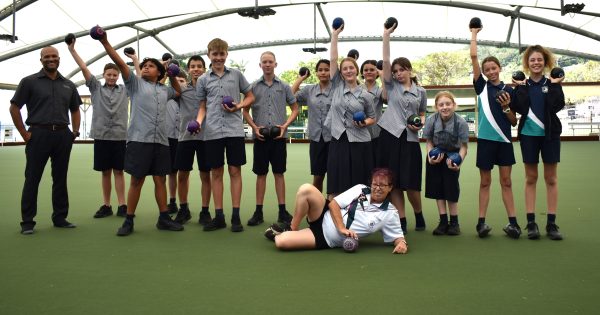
[[542, 86, 548, 93]]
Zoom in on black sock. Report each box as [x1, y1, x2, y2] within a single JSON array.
[[509, 216, 517, 225], [159, 211, 170, 219], [201, 206, 209, 214], [232, 207, 240, 219], [180, 203, 189, 211], [450, 215, 459, 225], [169, 197, 176, 205], [547, 213, 556, 224], [439, 214, 448, 224], [255, 204, 264, 214], [125, 214, 135, 223], [415, 211, 425, 225], [527, 213, 535, 223], [478, 217, 486, 225], [400, 217, 407, 229], [215, 208, 224, 218], [278, 204, 287, 215]]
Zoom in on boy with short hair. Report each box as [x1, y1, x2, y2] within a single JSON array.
[[67, 37, 129, 218], [243, 51, 299, 226], [194, 38, 255, 232], [98, 30, 183, 236], [173, 56, 213, 226]]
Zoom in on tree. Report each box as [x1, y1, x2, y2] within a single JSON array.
[[564, 61, 600, 82], [278, 58, 322, 85], [228, 59, 249, 74], [412, 51, 471, 85]]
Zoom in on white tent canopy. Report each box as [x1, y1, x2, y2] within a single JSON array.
[[1, 0, 599, 88]]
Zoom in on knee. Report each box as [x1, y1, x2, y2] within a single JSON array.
[[499, 176, 512, 189], [297, 183, 317, 196], [479, 178, 492, 189], [544, 174, 558, 187], [274, 233, 292, 250], [228, 166, 241, 178]]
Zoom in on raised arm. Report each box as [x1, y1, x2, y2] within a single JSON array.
[[382, 22, 396, 83], [124, 51, 142, 77], [470, 28, 482, 81], [291, 73, 308, 94], [329, 25, 343, 78], [67, 38, 92, 82], [98, 32, 131, 81]]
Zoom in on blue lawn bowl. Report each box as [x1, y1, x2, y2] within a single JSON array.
[[64, 33, 75, 45], [332, 17, 344, 30], [428, 147, 445, 160], [123, 47, 135, 55], [299, 67, 310, 77], [407, 114, 422, 128], [447, 152, 463, 166], [384, 17, 398, 30], [550, 67, 565, 79], [353, 111, 366, 123], [186, 120, 200, 134], [512, 70, 526, 81], [167, 63, 180, 77], [259, 127, 270, 139], [223, 96, 235, 108], [89, 25, 104, 40], [269, 126, 281, 139], [343, 237, 359, 253]]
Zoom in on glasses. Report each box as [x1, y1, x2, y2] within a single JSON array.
[[371, 183, 391, 189]]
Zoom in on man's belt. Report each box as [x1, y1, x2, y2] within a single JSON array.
[[29, 124, 68, 131]]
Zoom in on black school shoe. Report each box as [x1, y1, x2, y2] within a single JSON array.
[[432, 222, 448, 235], [117, 220, 134, 236], [116, 205, 127, 217], [174, 209, 192, 224], [203, 216, 227, 231], [94, 205, 113, 218], [446, 223, 461, 236], [54, 220, 76, 228], [231, 217, 244, 232], [526, 222, 541, 240], [198, 212, 212, 226], [503, 223, 521, 239], [168, 202, 178, 215], [476, 223, 492, 238], [247, 211, 264, 226], [546, 223, 563, 240], [156, 215, 184, 231], [277, 211, 293, 225]]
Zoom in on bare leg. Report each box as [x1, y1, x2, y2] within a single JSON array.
[[168, 172, 177, 200], [274, 173, 285, 205], [312, 175, 325, 192], [543, 163, 558, 214], [211, 167, 224, 210], [390, 188, 405, 218], [498, 166, 516, 217], [407, 189, 422, 214], [289, 183, 326, 231], [200, 171, 211, 207], [101, 170, 112, 205], [524, 163, 538, 214], [153, 175, 168, 212], [256, 174, 267, 205], [126, 176, 146, 215], [229, 165, 242, 208], [177, 170, 190, 203], [113, 169, 126, 206], [478, 169, 492, 218]]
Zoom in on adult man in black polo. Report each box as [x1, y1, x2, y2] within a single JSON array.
[[9, 46, 82, 235]]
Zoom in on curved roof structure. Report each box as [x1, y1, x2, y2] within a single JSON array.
[[1, 0, 599, 88]]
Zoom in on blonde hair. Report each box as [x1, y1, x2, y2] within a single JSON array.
[[434, 91, 457, 111], [522, 45, 556, 75], [207, 38, 228, 54], [339, 57, 359, 78], [260, 51, 276, 61]]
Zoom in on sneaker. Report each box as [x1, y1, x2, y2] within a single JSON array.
[[526, 222, 541, 240], [203, 216, 227, 231], [247, 211, 264, 226], [117, 220, 134, 236], [198, 212, 212, 226], [168, 202, 178, 215], [231, 217, 244, 232], [447, 223, 461, 236], [94, 205, 113, 218], [54, 220, 77, 228], [20, 226, 34, 235], [116, 205, 127, 217], [156, 216, 184, 231], [546, 223, 563, 240], [264, 222, 291, 241], [476, 223, 492, 238], [277, 210, 293, 225], [503, 223, 521, 239], [432, 222, 448, 235], [174, 209, 192, 224]]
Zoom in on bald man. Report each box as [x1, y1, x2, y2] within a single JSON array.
[[10, 46, 82, 235]]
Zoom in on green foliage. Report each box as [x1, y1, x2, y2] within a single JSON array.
[[228, 59, 249, 74], [412, 51, 471, 85], [563, 61, 600, 82], [279, 58, 321, 85]]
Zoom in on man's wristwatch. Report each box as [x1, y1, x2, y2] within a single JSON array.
[[502, 107, 511, 113], [73, 130, 80, 138]]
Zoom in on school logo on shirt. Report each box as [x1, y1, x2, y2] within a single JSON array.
[[542, 86, 548, 93]]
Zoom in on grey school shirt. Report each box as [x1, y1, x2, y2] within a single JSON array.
[[166, 99, 180, 139], [178, 84, 205, 142], [124, 74, 175, 146], [196, 66, 252, 140], [328, 71, 375, 142], [422, 112, 469, 151], [86, 76, 128, 141], [11, 69, 82, 125], [250, 76, 296, 139], [296, 83, 333, 142], [362, 83, 384, 139], [378, 79, 427, 142]]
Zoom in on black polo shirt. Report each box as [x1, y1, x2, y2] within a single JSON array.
[[11, 69, 82, 125]]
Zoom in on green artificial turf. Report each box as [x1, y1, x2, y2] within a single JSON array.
[[0, 142, 598, 314]]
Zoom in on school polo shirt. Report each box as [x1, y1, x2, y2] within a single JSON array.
[[196, 67, 252, 141], [296, 83, 332, 142], [178, 84, 205, 142], [328, 71, 375, 143], [322, 184, 404, 248], [124, 74, 175, 146], [378, 79, 426, 142], [473, 75, 513, 143], [87, 76, 128, 141], [166, 99, 180, 139], [422, 113, 470, 151], [250, 76, 296, 139], [11, 69, 82, 125], [521, 77, 548, 137], [362, 83, 384, 139]]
